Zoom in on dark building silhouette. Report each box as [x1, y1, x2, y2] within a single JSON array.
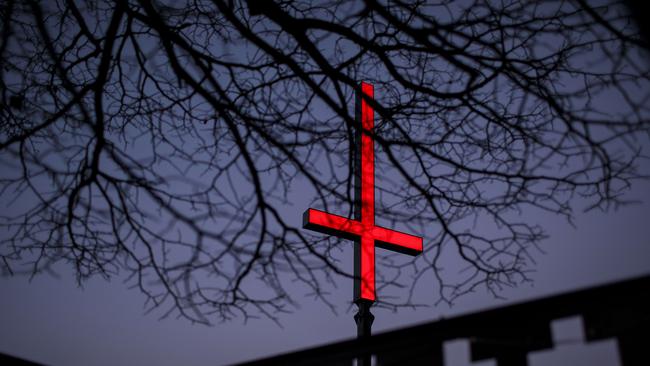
[[0, 352, 43, 366], [237, 275, 650, 366]]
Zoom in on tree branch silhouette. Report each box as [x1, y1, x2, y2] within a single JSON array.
[[1, 0, 649, 323]]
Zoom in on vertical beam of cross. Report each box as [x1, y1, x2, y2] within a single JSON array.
[[302, 82, 423, 305], [357, 81, 376, 302]]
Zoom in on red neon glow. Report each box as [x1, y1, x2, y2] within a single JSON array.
[[302, 82, 423, 303]]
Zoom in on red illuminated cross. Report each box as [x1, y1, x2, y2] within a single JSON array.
[[302, 82, 423, 303]]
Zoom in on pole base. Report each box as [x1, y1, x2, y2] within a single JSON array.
[[354, 300, 374, 366], [354, 300, 375, 339]]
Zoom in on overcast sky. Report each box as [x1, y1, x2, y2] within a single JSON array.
[[1, 2, 650, 365], [1, 154, 649, 366]]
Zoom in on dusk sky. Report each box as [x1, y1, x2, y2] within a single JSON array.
[[1, 1, 649, 366], [1, 167, 649, 366]]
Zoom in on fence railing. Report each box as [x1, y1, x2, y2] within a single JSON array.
[[235, 274, 650, 366]]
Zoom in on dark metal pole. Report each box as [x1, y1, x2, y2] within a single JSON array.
[[354, 300, 374, 366], [354, 300, 374, 338]]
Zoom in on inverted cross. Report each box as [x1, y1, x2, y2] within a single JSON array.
[[302, 82, 423, 303]]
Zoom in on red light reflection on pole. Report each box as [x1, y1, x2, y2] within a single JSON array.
[[303, 82, 423, 303]]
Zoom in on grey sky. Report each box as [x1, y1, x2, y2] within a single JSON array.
[[1, 1, 650, 365], [1, 156, 649, 366]]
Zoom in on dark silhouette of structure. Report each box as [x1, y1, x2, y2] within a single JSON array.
[[0, 352, 43, 366], [237, 275, 650, 366]]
